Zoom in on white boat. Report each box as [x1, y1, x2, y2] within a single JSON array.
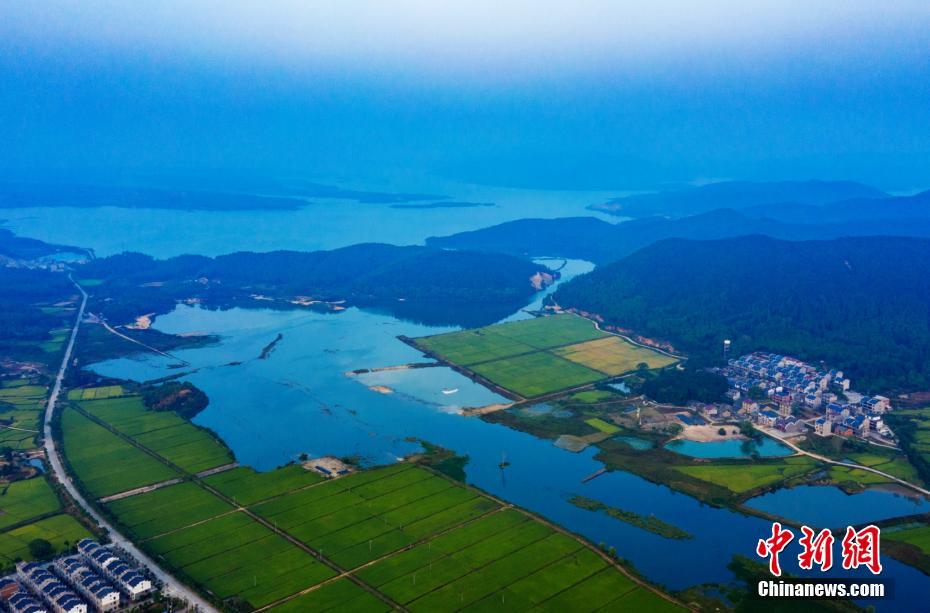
[[441, 388, 459, 395]]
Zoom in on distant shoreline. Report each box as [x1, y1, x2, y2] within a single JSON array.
[[389, 201, 496, 210]]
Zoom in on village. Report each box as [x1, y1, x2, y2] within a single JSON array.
[[0, 539, 156, 613], [709, 351, 896, 443]]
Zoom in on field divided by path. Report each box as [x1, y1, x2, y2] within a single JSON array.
[[76, 394, 233, 473], [61, 388, 683, 611], [0, 381, 45, 450], [0, 475, 93, 569], [412, 314, 677, 398]]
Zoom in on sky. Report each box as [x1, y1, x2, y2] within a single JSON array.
[[2, 1, 929, 191]]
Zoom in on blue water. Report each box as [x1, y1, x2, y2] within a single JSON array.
[[2, 183, 618, 258], [88, 304, 930, 608], [36, 185, 926, 609], [665, 437, 794, 458], [746, 485, 930, 528]]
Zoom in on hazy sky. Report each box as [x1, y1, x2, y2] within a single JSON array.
[[2, 1, 929, 190]]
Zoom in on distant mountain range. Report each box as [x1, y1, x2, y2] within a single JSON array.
[[739, 189, 930, 223], [589, 180, 888, 218], [428, 207, 930, 264], [553, 235, 930, 392]]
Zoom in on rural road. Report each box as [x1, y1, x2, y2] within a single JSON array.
[[763, 430, 930, 498], [43, 278, 217, 612]]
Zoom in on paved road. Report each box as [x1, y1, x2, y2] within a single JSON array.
[[42, 278, 217, 612]]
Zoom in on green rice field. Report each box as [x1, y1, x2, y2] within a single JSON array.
[[0, 476, 61, 530], [60, 385, 681, 611], [204, 465, 323, 506], [0, 514, 92, 569], [585, 417, 620, 435], [76, 395, 233, 474], [886, 523, 930, 555], [67, 384, 124, 401], [146, 512, 333, 607], [107, 482, 234, 540], [469, 351, 603, 397], [675, 456, 817, 494], [413, 314, 677, 398], [85, 457, 680, 609], [0, 382, 45, 450], [414, 313, 607, 366], [267, 578, 389, 612], [60, 407, 179, 498]]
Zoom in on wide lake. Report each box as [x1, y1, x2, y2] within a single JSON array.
[[88, 303, 930, 608], [9, 186, 930, 609], [3, 182, 619, 258]]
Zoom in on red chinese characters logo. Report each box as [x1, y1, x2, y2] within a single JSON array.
[[756, 522, 794, 577], [756, 523, 882, 576], [797, 526, 834, 572], [841, 525, 882, 575]]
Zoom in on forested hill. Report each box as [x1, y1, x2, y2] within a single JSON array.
[[427, 208, 930, 264], [553, 235, 930, 392], [78, 243, 552, 327]]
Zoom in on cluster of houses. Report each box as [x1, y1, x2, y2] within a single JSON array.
[[0, 540, 154, 613], [721, 352, 893, 440]]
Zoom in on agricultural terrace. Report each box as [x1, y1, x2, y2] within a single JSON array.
[[0, 381, 46, 450], [412, 314, 676, 398]]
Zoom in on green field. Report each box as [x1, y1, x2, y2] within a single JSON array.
[[0, 382, 45, 450], [566, 389, 617, 404], [204, 465, 323, 506], [268, 578, 389, 612], [61, 384, 681, 611], [585, 417, 621, 435], [96, 460, 681, 610], [107, 482, 234, 540], [886, 523, 930, 555], [413, 314, 676, 398], [883, 408, 930, 487], [76, 395, 233, 473], [469, 351, 604, 397], [0, 514, 92, 569], [0, 476, 61, 530], [846, 452, 922, 484], [415, 314, 608, 366], [827, 466, 891, 485], [67, 385, 124, 401], [675, 457, 817, 494], [60, 408, 179, 498]]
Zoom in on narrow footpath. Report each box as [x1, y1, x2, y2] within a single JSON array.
[[42, 278, 217, 612]]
